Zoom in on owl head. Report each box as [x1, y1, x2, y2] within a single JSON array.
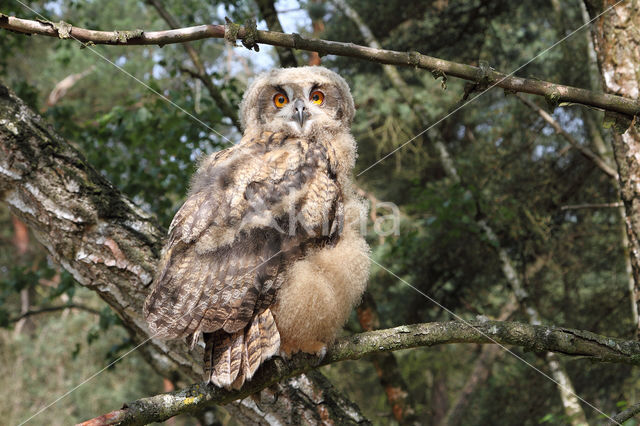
[[239, 66, 355, 138]]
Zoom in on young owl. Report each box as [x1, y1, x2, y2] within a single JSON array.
[[143, 66, 370, 389]]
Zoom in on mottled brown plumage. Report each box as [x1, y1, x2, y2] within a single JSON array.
[[144, 66, 370, 389]]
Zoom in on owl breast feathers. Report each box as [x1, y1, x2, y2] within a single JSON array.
[[143, 66, 370, 389]]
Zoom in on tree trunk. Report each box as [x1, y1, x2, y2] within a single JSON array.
[[585, 0, 640, 336], [0, 81, 368, 424]]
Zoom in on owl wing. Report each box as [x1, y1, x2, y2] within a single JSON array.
[[143, 131, 343, 341]]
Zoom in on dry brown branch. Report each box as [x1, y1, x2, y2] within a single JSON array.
[[46, 66, 95, 107]]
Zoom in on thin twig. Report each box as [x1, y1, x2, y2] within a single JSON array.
[[516, 93, 619, 179], [9, 303, 101, 323]]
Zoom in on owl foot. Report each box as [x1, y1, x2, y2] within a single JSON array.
[[315, 345, 327, 361], [279, 340, 327, 360]]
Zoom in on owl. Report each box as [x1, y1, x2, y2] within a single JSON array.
[[143, 66, 370, 389]]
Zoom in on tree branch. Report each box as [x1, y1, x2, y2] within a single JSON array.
[[560, 202, 623, 210], [607, 401, 640, 426], [8, 303, 101, 323], [1, 14, 639, 116], [82, 319, 640, 425], [516, 93, 619, 179], [0, 80, 366, 424]]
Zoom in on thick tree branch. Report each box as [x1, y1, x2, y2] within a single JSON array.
[[82, 319, 640, 425], [0, 81, 366, 424], [1, 14, 639, 116]]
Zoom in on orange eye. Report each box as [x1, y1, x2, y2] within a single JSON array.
[[273, 93, 289, 108], [309, 90, 324, 105]]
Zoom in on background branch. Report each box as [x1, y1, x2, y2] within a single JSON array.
[[516, 93, 618, 179], [607, 401, 640, 426], [9, 303, 101, 323], [254, 0, 298, 67], [1, 14, 638, 116], [145, 0, 241, 130]]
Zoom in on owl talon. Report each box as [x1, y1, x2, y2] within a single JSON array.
[[316, 345, 327, 360]]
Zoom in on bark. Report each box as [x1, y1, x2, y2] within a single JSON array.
[[83, 319, 640, 425], [254, 0, 298, 67], [0, 81, 367, 425], [585, 0, 640, 336], [1, 14, 639, 116]]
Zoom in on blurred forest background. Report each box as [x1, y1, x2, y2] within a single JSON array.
[[0, 0, 637, 425]]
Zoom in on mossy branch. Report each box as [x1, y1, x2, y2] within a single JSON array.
[[1, 14, 639, 116], [80, 319, 640, 425]]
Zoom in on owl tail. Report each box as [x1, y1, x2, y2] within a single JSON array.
[[204, 308, 280, 389]]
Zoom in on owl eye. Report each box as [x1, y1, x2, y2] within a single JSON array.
[[273, 93, 289, 108], [309, 90, 324, 105]]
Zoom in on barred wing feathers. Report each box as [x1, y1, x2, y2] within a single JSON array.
[[143, 131, 342, 388]]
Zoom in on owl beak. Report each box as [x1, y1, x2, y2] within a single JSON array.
[[293, 98, 306, 128]]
